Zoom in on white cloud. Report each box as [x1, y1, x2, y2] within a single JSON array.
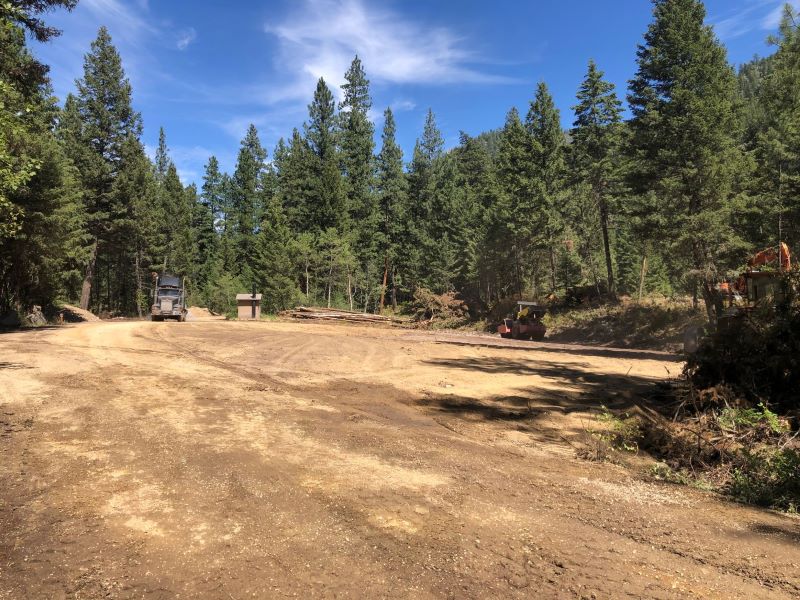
[[711, 0, 800, 40], [391, 99, 417, 112], [176, 27, 197, 50], [82, 0, 158, 44], [763, 0, 800, 29], [263, 0, 514, 106]]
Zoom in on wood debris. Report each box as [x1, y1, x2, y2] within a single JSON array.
[[280, 306, 404, 324]]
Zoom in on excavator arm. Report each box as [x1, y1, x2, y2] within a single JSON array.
[[748, 242, 792, 271]]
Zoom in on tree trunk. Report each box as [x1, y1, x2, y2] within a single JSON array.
[[305, 262, 310, 298], [548, 243, 557, 295], [134, 251, 143, 319], [700, 280, 723, 326], [327, 261, 333, 308], [391, 266, 397, 311], [80, 242, 98, 311], [637, 252, 648, 303], [599, 199, 615, 297], [379, 256, 389, 313], [347, 271, 353, 311]]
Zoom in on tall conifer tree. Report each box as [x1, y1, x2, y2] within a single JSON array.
[[375, 108, 407, 309], [628, 0, 744, 321], [72, 27, 144, 311], [305, 78, 344, 232], [526, 82, 566, 294], [230, 124, 266, 286], [572, 60, 624, 296]]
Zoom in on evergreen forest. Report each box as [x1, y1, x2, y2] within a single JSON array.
[[2, 0, 800, 324]]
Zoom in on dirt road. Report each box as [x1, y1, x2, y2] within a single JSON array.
[[1, 320, 798, 598]]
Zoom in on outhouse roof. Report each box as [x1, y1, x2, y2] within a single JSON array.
[[236, 294, 262, 301]]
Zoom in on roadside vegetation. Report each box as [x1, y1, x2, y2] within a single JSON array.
[[577, 274, 800, 511], [544, 297, 705, 350]]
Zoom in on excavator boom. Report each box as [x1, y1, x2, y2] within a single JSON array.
[[748, 242, 792, 271]]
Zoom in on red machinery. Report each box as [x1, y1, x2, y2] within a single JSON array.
[[728, 243, 793, 304], [498, 301, 547, 341]]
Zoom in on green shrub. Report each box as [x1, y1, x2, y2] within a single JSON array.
[[717, 403, 789, 435], [596, 406, 643, 453], [729, 448, 800, 511], [580, 406, 643, 461]]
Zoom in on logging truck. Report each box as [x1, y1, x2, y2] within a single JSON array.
[[150, 273, 187, 322]]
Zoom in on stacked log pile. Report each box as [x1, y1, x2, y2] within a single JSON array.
[[280, 306, 403, 324]]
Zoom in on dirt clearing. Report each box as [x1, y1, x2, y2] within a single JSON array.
[[1, 320, 798, 598]]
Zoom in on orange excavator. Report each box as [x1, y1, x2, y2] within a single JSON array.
[[749, 241, 791, 271], [686, 243, 794, 352], [729, 242, 792, 303]]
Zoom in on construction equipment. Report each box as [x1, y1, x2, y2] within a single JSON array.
[[728, 242, 792, 306], [497, 301, 547, 341], [150, 273, 187, 322], [686, 243, 794, 352]]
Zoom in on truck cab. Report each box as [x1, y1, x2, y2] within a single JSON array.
[[151, 274, 187, 322]]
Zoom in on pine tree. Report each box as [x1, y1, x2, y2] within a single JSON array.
[[72, 26, 143, 311], [195, 156, 222, 291], [229, 124, 266, 286], [305, 78, 344, 232], [526, 81, 566, 294], [154, 127, 170, 181], [420, 108, 444, 162], [628, 0, 745, 322], [161, 162, 187, 272], [495, 107, 531, 296], [405, 108, 445, 291], [114, 134, 157, 315], [571, 59, 624, 296], [0, 17, 89, 314], [340, 56, 376, 234], [255, 194, 300, 313], [375, 108, 407, 310], [455, 133, 502, 304], [1, 0, 77, 42], [276, 130, 315, 231], [755, 5, 800, 253]]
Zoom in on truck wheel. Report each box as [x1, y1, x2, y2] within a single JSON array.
[[511, 321, 522, 340]]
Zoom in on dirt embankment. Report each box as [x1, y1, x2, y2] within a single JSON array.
[[1, 320, 798, 599], [544, 298, 705, 351]]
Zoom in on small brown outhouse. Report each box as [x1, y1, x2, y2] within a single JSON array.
[[236, 293, 262, 320]]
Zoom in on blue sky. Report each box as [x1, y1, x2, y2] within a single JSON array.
[[30, 0, 799, 184]]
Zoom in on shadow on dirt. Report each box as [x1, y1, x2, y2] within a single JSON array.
[[748, 523, 800, 544], [0, 362, 34, 369], [416, 357, 667, 425], [0, 326, 63, 336], [425, 356, 670, 389], [433, 337, 683, 362]]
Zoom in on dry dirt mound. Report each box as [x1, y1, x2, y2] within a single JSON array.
[[188, 306, 214, 318], [60, 304, 100, 322], [186, 306, 225, 321]]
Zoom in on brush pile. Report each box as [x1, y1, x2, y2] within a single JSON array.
[[409, 288, 470, 328], [280, 306, 403, 324]]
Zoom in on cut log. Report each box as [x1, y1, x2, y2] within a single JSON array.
[[279, 306, 404, 324]]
